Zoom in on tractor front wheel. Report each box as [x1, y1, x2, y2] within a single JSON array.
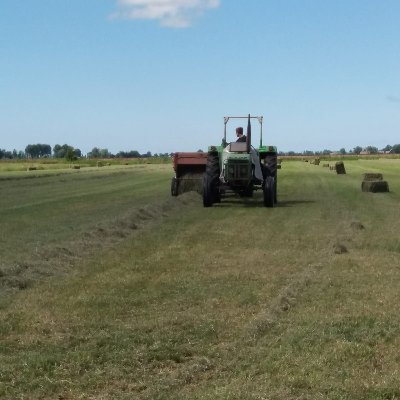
[[263, 176, 275, 207]]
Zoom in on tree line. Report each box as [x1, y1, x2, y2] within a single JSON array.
[[280, 144, 400, 156], [1, 143, 400, 160], [0, 144, 171, 160]]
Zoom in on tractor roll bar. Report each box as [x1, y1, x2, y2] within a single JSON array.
[[223, 115, 263, 148]]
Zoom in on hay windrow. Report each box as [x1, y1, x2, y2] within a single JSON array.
[[0, 192, 200, 296], [247, 264, 321, 339]]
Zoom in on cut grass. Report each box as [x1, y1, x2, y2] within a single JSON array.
[[1, 160, 400, 399]]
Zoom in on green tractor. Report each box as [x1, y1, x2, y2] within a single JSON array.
[[202, 114, 278, 208]]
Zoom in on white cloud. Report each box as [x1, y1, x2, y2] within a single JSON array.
[[111, 0, 220, 28]]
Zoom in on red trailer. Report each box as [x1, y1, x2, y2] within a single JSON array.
[[171, 152, 207, 196]]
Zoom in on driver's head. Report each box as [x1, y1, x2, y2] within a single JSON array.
[[236, 127, 243, 136]]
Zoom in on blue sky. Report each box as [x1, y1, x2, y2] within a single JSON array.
[[1, 0, 399, 154]]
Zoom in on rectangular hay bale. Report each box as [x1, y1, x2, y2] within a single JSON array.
[[335, 161, 346, 174], [361, 180, 389, 193], [362, 173, 383, 181]]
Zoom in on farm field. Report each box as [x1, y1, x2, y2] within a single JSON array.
[[1, 159, 400, 399]]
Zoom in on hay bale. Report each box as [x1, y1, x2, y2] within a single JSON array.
[[27, 166, 37, 171], [277, 165, 282, 169], [314, 158, 320, 165], [304, 160, 309, 163], [97, 161, 104, 167], [362, 173, 383, 181], [177, 172, 203, 194], [335, 161, 346, 174], [72, 165, 80, 169], [361, 180, 389, 193], [322, 163, 329, 168]]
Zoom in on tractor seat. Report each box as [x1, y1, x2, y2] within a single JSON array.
[[228, 142, 248, 152]]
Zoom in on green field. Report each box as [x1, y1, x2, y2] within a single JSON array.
[[1, 159, 400, 399]]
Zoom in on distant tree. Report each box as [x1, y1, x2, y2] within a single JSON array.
[[24, 143, 51, 158], [116, 150, 141, 158], [339, 148, 346, 155], [88, 147, 101, 158], [366, 146, 378, 154], [391, 144, 400, 154], [353, 146, 362, 154], [65, 147, 78, 162], [287, 151, 296, 156], [142, 151, 152, 158], [322, 149, 332, 155], [382, 144, 393, 152], [53, 144, 81, 159], [303, 150, 314, 156], [99, 148, 111, 158]]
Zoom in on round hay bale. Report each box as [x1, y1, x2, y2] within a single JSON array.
[[361, 180, 389, 193], [362, 173, 383, 181], [97, 161, 104, 167], [73, 165, 80, 169], [277, 165, 282, 169], [314, 158, 320, 165], [323, 163, 329, 167], [335, 161, 346, 174]]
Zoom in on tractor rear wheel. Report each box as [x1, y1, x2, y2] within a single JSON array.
[[263, 155, 278, 203], [263, 176, 275, 207], [202, 153, 220, 207], [171, 177, 178, 196]]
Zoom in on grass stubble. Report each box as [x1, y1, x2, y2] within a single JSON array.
[[1, 160, 400, 399]]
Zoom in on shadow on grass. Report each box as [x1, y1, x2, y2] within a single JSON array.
[[214, 198, 315, 208]]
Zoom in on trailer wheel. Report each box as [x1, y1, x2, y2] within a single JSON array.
[[203, 153, 220, 207], [171, 177, 178, 196], [263, 176, 275, 207]]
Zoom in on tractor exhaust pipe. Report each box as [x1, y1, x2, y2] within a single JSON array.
[[246, 114, 251, 153]]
